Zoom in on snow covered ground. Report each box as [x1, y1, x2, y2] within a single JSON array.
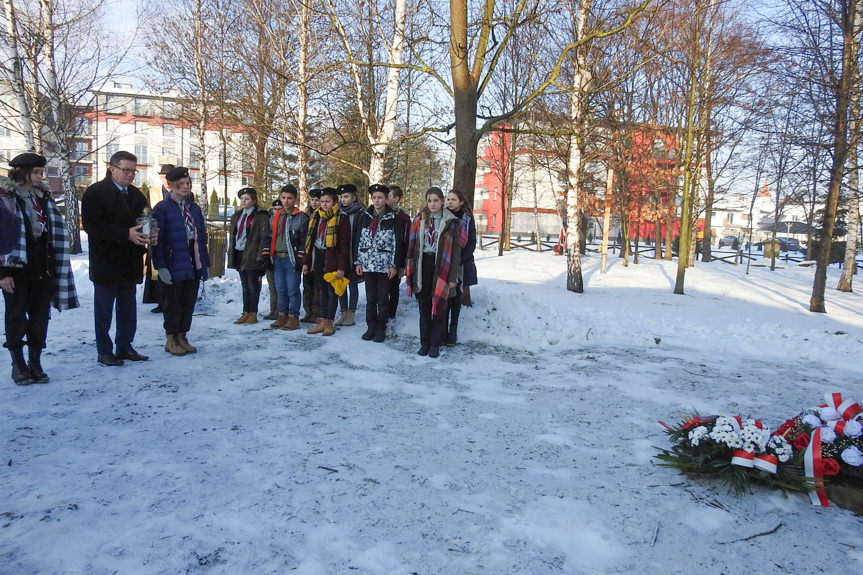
[[2, 240, 862, 574]]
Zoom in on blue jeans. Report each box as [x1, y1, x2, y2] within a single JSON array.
[[273, 255, 302, 316], [93, 282, 137, 355]]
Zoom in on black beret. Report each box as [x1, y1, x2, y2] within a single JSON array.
[[320, 187, 339, 200], [280, 184, 298, 196], [9, 153, 47, 168], [368, 183, 389, 195], [308, 188, 322, 198], [237, 187, 257, 198], [165, 166, 189, 182], [271, 199, 282, 207], [159, 164, 176, 175], [336, 183, 358, 195]]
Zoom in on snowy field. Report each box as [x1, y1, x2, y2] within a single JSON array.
[[2, 240, 863, 574]]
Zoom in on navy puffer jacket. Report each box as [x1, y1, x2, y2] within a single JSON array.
[[151, 196, 210, 281]]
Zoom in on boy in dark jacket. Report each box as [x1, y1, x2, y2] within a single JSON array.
[[150, 167, 210, 355], [262, 185, 309, 330], [302, 188, 350, 336], [354, 184, 403, 342]]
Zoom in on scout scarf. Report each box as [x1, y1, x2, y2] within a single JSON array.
[[405, 212, 455, 318], [304, 205, 341, 255]]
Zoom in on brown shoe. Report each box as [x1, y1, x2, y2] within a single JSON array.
[[243, 313, 259, 324], [270, 313, 289, 329], [165, 334, 186, 356], [307, 319, 326, 334], [178, 334, 197, 353], [282, 314, 300, 330], [233, 312, 249, 324], [322, 319, 335, 336]]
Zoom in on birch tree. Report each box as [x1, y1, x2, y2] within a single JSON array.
[[1, 0, 35, 151]]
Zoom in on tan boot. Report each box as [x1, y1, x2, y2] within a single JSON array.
[[282, 314, 300, 330], [233, 312, 249, 325], [307, 319, 326, 334], [322, 319, 335, 336], [335, 310, 355, 326], [178, 334, 197, 353], [243, 312, 259, 324], [165, 334, 186, 356], [270, 313, 289, 329]]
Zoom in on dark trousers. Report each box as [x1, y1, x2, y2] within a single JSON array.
[[388, 276, 401, 320], [338, 279, 359, 311], [3, 276, 52, 351], [302, 272, 320, 318], [447, 287, 462, 331], [315, 272, 338, 320], [239, 269, 262, 313], [265, 269, 277, 314], [363, 272, 390, 332], [93, 282, 137, 355], [417, 253, 446, 347], [160, 278, 199, 335]]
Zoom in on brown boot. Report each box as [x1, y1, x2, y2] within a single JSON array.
[[307, 319, 326, 334], [270, 313, 289, 329], [243, 312, 259, 324], [233, 312, 249, 324], [165, 334, 186, 356], [178, 334, 197, 353], [322, 319, 335, 336], [282, 314, 300, 330]]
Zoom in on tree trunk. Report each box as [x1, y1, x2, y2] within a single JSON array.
[[812, 0, 859, 312], [3, 0, 35, 152], [600, 169, 613, 274], [39, 0, 81, 252], [296, 0, 310, 202]]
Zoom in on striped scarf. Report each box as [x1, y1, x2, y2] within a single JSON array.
[[457, 211, 470, 248], [304, 205, 341, 254], [405, 212, 454, 318], [0, 182, 79, 311]]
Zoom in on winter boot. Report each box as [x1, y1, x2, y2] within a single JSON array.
[[242, 312, 259, 324], [165, 334, 187, 356], [321, 319, 336, 336], [445, 323, 458, 347], [428, 346, 440, 358], [270, 313, 289, 329], [361, 324, 376, 341], [178, 334, 197, 354], [28, 348, 49, 383], [282, 315, 300, 331], [233, 312, 250, 325], [341, 310, 355, 326], [373, 325, 387, 343], [307, 319, 326, 334], [10, 347, 32, 385]]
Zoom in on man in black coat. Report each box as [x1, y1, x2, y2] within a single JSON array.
[[81, 151, 151, 366]]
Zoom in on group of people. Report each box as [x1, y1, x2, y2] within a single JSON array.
[[0, 148, 478, 385]]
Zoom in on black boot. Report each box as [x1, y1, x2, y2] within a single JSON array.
[[9, 347, 31, 385], [28, 348, 49, 383], [445, 322, 458, 346]]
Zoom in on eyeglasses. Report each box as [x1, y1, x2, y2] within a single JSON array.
[[111, 165, 138, 175]]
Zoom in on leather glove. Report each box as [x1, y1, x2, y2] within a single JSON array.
[[158, 267, 173, 285], [261, 254, 272, 270]]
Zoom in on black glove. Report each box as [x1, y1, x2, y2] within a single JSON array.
[[261, 254, 272, 271]]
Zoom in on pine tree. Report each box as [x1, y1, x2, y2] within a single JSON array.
[[208, 190, 220, 219]]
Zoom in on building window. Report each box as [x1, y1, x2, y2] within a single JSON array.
[[162, 124, 175, 138], [46, 166, 59, 177], [727, 213, 734, 224], [189, 150, 200, 169], [105, 143, 119, 162], [71, 141, 89, 161], [162, 101, 177, 119], [242, 175, 252, 186], [134, 98, 150, 116], [0, 124, 10, 137], [135, 121, 148, 133], [189, 125, 199, 140], [106, 118, 119, 134], [74, 117, 90, 135], [134, 144, 148, 165], [73, 165, 89, 185], [161, 146, 175, 159]]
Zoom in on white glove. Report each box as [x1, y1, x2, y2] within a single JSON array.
[[158, 268, 173, 285]]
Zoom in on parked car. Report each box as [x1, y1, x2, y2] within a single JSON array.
[[718, 235, 739, 249]]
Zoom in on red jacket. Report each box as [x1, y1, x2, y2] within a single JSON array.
[[303, 213, 351, 274]]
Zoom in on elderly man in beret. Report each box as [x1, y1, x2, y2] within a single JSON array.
[[0, 152, 79, 384], [81, 150, 152, 366]]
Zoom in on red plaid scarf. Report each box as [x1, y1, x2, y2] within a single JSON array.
[[405, 212, 455, 318]]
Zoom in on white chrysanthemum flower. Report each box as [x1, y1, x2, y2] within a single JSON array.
[[820, 407, 840, 421], [802, 413, 823, 428], [840, 445, 863, 467], [820, 427, 837, 443], [841, 419, 862, 438]]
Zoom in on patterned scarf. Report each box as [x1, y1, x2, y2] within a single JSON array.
[[457, 211, 470, 248], [0, 182, 79, 311], [405, 212, 454, 318], [304, 205, 341, 255]]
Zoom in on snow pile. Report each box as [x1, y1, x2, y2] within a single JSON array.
[[1, 240, 862, 574]]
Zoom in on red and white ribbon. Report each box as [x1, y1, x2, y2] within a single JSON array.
[[731, 450, 755, 468], [824, 393, 862, 421], [753, 454, 778, 474], [803, 426, 829, 507]]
